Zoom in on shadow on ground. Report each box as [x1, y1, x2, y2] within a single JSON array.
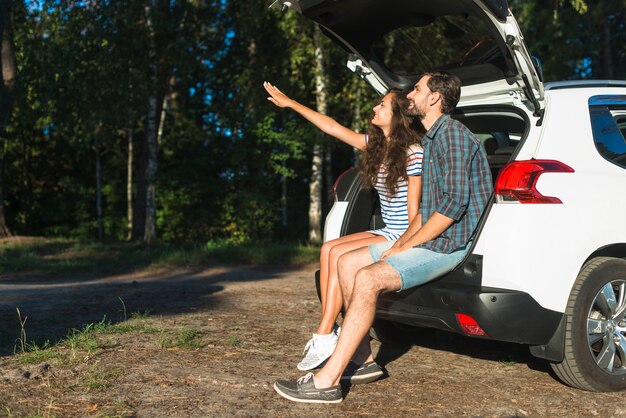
[[2, 254, 549, 380], [374, 327, 549, 375], [0, 264, 297, 356]]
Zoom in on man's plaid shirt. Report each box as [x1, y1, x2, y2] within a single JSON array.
[[418, 114, 493, 254]]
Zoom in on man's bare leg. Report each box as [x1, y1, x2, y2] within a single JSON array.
[[335, 246, 378, 365], [336, 246, 372, 309], [313, 258, 402, 388]]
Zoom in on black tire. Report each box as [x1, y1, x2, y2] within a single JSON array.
[[370, 318, 428, 346], [551, 257, 626, 391]]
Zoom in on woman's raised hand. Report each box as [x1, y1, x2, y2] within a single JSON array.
[[263, 81, 365, 149], [264, 82, 295, 109]]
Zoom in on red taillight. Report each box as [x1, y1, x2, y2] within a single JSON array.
[[494, 159, 574, 204], [456, 313, 488, 337], [332, 168, 355, 199]]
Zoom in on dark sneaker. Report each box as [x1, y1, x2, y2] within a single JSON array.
[[274, 373, 343, 404], [340, 361, 384, 385]]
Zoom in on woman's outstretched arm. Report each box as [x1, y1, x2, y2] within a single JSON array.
[[263, 82, 366, 150]]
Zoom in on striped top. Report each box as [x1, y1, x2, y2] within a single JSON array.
[[368, 143, 424, 240]]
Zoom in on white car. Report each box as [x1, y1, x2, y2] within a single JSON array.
[[272, 0, 626, 391]]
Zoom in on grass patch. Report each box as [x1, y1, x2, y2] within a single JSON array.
[[177, 328, 203, 349], [105, 321, 160, 335], [12, 316, 162, 365], [500, 358, 517, 366], [81, 369, 120, 390], [130, 310, 150, 319], [158, 327, 204, 349], [16, 342, 59, 365], [227, 335, 240, 346], [204, 240, 319, 265], [0, 237, 320, 276], [63, 320, 109, 356]]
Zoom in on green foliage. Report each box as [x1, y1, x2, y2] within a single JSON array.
[[511, 0, 624, 81], [556, 0, 588, 18], [255, 113, 308, 178], [219, 192, 281, 244], [3, 0, 623, 245]]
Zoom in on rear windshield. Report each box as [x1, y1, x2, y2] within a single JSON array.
[[371, 14, 506, 76]]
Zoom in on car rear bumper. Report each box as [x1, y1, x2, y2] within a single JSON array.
[[375, 255, 564, 348]]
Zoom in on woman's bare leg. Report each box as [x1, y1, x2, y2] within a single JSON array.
[[318, 232, 381, 317], [316, 233, 387, 335], [297, 233, 387, 371]]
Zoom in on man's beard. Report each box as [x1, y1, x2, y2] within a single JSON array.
[[407, 103, 425, 118]]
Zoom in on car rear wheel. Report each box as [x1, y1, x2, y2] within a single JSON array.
[[551, 257, 626, 391]]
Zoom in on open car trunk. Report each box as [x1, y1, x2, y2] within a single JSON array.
[[271, 0, 543, 111]]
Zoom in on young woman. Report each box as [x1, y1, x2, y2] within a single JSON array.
[[263, 82, 424, 370]]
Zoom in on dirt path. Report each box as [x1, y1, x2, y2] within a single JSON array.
[[0, 264, 625, 417]]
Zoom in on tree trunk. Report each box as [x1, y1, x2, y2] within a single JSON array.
[[142, 0, 166, 245], [281, 174, 287, 229], [95, 143, 103, 240], [309, 144, 323, 243], [144, 94, 160, 245], [131, 134, 147, 240], [324, 144, 332, 204], [126, 128, 133, 240], [601, 15, 614, 79], [0, 0, 15, 237], [351, 86, 363, 166], [308, 26, 328, 244]]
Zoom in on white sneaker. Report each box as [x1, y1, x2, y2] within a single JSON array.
[[297, 332, 338, 371]]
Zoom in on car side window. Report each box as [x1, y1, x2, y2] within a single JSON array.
[[589, 95, 626, 169]]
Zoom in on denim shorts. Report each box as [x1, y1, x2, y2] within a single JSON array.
[[369, 241, 470, 291]]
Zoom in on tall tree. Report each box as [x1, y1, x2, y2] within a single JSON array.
[[142, 0, 165, 245], [0, 0, 16, 237], [135, 0, 188, 244], [308, 26, 328, 243]]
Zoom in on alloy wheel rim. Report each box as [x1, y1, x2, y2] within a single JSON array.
[[587, 279, 626, 375]]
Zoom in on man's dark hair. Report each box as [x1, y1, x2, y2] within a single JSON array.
[[422, 71, 461, 114]]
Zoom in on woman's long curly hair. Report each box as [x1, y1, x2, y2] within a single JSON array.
[[359, 90, 425, 196]]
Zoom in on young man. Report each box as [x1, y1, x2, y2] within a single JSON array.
[[274, 71, 493, 403]]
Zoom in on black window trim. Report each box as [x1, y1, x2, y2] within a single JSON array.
[[589, 95, 626, 170]]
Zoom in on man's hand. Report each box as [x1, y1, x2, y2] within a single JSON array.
[[380, 244, 406, 260]]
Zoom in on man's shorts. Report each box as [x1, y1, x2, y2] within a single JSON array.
[[369, 241, 470, 291]]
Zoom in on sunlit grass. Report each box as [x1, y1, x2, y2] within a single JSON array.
[[203, 240, 320, 265], [16, 343, 58, 364], [158, 327, 204, 349], [227, 334, 241, 347], [0, 237, 320, 276], [81, 368, 121, 390]]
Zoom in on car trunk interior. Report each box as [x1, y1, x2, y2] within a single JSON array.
[[453, 106, 528, 182]]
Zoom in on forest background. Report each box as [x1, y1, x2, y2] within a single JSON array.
[[0, 0, 624, 249]]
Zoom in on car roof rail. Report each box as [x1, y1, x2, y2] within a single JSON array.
[[545, 80, 626, 90]]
